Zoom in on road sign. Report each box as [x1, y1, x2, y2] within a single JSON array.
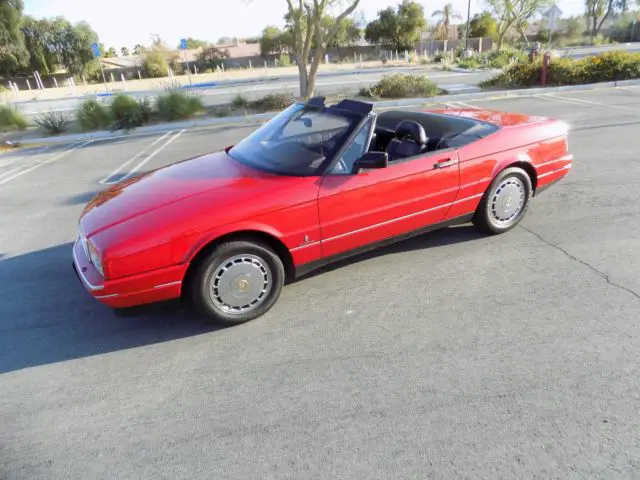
[[180, 38, 187, 50], [92, 42, 100, 57], [545, 4, 563, 32]]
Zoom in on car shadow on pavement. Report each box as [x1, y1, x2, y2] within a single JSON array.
[[0, 242, 220, 375], [61, 190, 101, 205], [297, 224, 486, 281], [0, 226, 484, 374]]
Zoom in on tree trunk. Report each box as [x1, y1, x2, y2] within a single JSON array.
[[297, 60, 308, 98], [596, 9, 611, 36], [497, 32, 505, 50], [305, 48, 324, 99]]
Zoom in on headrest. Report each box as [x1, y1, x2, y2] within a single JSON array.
[[394, 120, 427, 145]]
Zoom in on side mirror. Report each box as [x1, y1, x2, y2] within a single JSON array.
[[353, 151, 388, 173]]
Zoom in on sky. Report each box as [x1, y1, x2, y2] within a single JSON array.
[[24, 0, 587, 50]]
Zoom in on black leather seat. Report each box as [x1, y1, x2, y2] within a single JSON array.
[[385, 120, 429, 161]]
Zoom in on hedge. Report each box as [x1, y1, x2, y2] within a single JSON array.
[[482, 51, 640, 89]]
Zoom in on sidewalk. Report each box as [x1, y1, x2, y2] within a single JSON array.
[[6, 60, 433, 104]]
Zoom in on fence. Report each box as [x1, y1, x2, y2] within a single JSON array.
[[181, 37, 494, 70], [2, 37, 495, 93]]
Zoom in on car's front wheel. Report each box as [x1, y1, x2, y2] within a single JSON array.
[[473, 166, 532, 234], [190, 240, 285, 325]]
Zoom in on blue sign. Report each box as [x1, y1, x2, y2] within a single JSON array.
[[91, 42, 100, 57], [180, 38, 187, 50]]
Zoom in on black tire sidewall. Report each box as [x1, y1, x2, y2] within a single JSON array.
[[192, 241, 285, 325], [475, 167, 532, 234]]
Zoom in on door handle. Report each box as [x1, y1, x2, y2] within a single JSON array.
[[434, 158, 456, 169]]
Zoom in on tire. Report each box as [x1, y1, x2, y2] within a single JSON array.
[[190, 240, 285, 326], [473, 166, 533, 235]]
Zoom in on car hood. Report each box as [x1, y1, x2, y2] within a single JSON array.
[[80, 150, 289, 237]]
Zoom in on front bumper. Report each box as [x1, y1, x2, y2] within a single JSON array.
[[72, 237, 187, 309]]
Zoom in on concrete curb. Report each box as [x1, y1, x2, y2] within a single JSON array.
[[13, 78, 640, 147]]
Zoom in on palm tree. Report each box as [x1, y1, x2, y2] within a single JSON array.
[[432, 4, 462, 40], [133, 44, 146, 55]]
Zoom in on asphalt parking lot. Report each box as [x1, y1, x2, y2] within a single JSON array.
[[2, 87, 640, 479]]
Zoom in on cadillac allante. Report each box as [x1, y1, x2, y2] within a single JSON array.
[[73, 97, 572, 324]]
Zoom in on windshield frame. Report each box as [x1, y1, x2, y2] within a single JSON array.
[[324, 111, 377, 175], [227, 101, 369, 177]]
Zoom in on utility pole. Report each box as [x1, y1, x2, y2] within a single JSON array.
[[464, 0, 471, 50]]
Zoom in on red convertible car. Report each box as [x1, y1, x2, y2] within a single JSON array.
[[73, 97, 572, 324]]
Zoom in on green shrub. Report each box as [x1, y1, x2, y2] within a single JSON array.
[[155, 90, 203, 121], [482, 51, 640, 89], [481, 59, 541, 88], [213, 106, 231, 117], [456, 56, 482, 70], [248, 93, 293, 112], [0, 106, 27, 132], [137, 97, 153, 122], [476, 46, 528, 69], [144, 50, 169, 78], [579, 51, 640, 82], [232, 93, 249, 108], [110, 94, 151, 130], [34, 110, 70, 135], [76, 99, 111, 131], [278, 53, 292, 66], [360, 74, 439, 99]]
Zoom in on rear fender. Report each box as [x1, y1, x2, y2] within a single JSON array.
[[490, 152, 538, 193]]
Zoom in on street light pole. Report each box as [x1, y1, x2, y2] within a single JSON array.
[[464, 0, 471, 50]]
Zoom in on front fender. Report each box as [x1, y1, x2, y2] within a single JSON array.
[[180, 220, 286, 264]]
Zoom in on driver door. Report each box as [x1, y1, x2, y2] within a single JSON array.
[[318, 126, 460, 259]]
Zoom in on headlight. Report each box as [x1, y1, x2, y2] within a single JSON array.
[[87, 240, 105, 278]]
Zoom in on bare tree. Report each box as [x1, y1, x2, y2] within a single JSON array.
[[487, 0, 517, 48], [246, 0, 361, 98], [487, 0, 552, 48], [513, 0, 553, 44], [586, 0, 623, 37]]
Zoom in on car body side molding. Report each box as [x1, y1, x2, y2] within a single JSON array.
[[294, 213, 474, 279]]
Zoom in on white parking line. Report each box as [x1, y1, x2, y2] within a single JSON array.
[[446, 101, 479, 109], [539, 93, 640, 115], [0, 141, 92, 186], [0, 165, 26, 181], [99, 131, 173, 185], [102, 129, 185, 185], [455, 101, 479, 109], [376, 104, 424, 111]]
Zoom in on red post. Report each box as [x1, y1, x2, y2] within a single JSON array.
[[541, 51, 551, 87]]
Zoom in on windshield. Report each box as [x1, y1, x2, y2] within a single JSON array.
[[228, 103, 362, 176]]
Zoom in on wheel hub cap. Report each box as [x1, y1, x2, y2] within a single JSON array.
[[491, 178, 525, 224], [210, 255, 272, 314]]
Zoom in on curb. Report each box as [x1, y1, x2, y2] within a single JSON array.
[[14, 113, 278, 145], [13, 78, 640, 147], [448, 67, 501, 74]]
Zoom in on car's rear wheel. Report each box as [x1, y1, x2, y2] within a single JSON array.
[[473, 166, 532, 234], [190, 240, 285, 325]]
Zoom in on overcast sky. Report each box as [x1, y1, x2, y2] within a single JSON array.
[[25, 0, 586, 50]]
